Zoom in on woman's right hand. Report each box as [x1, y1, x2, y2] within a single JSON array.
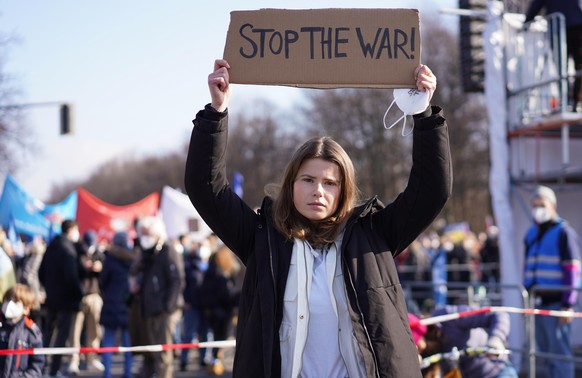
[[208, 59, 231, 112]]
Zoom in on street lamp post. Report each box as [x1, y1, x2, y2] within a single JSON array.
[[0, 101, 74, 135]]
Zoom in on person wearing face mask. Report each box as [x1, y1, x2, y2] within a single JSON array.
[[0, 283, 44, 376], [523, 185, 581, 378], [129, 216, 184, 378], [38, 219, 84, 377]]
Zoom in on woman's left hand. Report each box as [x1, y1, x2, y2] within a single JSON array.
[[414, 64, 437, 103]]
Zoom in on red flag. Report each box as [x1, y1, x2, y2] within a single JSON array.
[[76, 188, 159, 241]]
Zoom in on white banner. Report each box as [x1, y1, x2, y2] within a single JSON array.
[[159, 186, 212, 242]]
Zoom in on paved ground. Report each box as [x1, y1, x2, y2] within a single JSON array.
[[45, 346, 234, 378]]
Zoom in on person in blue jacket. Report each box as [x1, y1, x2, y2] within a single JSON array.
[[99, 231, 134, 378], [523, 185, 581, 378], [412, 305, 517, 378], [179, 234, 209, 372]]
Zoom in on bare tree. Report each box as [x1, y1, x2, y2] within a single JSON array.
[[297, 20, 490, 231], [422, 18, 490, 231], [0, 34, 31, 176], [227, 101, 304, 209], [45, 22, 490, 232], [298, 87, 411, 202], [48, 150, 186, 205]]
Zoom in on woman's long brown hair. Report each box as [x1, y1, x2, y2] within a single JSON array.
[[269, 136, 359, 247]]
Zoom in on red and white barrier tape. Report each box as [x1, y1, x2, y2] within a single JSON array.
[[0, 339, 236, 356], [410, 305, 582, 327], [3, 306, 580, 356]]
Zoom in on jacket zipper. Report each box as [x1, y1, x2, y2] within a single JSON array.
[[16, 340, 22, 369], [266, 220, 277, 303], [153, 276, 159, 293], [332, 245, 350, 374], [264, 217, 280, 378], [343, 248, 380, 378], [297, 241, 313, 376]]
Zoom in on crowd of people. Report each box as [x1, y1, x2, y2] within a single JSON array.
[[396, 220, 502, 312], [0, 186, 579, 378], [0, 198, 580, 377], [0, 215, 507, 377], [0, 217, 242, 377], [399, 185, 581, 378]]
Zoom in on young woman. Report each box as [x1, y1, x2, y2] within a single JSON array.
[[185, 59, 451, 377]]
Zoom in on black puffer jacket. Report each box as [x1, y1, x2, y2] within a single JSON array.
[[185, 105, 452, 378], [138, 243, 185, 318], [39, 234, 84, 311]]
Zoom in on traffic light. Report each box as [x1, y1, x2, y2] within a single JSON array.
[[459, 0, 487, 93], [60, 103, 74, 135]]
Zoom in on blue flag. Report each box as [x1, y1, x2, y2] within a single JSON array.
[[233, 171, 244, 198], [41, 190, 78, 239], [0, 175, 78, 240], [6, 216, 18, 245]]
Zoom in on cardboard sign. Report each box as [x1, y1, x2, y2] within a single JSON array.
[[223, 8, 420, 88]]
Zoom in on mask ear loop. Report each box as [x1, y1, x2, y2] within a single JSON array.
[[383, 98, 405, 130], [401, 117, 414, 137], [383, 99, 415, 136]]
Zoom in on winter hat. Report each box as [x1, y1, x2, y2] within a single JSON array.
[[408, 313, 427, 345], [83, 230, 98, 247], [531, 185, 557, 208], [112, 231, 130, 249]]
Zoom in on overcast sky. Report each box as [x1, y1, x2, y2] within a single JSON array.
[[0, 0, 458, 201]]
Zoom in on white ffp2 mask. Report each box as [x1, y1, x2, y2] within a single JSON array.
[[140, 236, 157, 250], [2, 300, 24, 320], [383, 88, 430, 136], [532, 207, 551, 224]]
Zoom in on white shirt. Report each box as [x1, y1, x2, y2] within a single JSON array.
[[279, 235, 366, 378], [301, 246, 347, 378]]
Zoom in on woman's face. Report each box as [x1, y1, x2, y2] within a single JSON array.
[[293, 158, 341, 221]]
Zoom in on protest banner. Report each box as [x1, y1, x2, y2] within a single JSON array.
[[223, 8, 421, 88]]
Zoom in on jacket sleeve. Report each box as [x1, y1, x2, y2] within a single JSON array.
[[99, 256, 112, 293], [164, 247, 185, 313], [437, 305, 510, 342], [63, 241, 84, 300], [373, 106, 452, 255], [23, 323, 45, 377], [184, 105, 259, 264], [458, 309, 510, 342], [559, 225, 582, 307]]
